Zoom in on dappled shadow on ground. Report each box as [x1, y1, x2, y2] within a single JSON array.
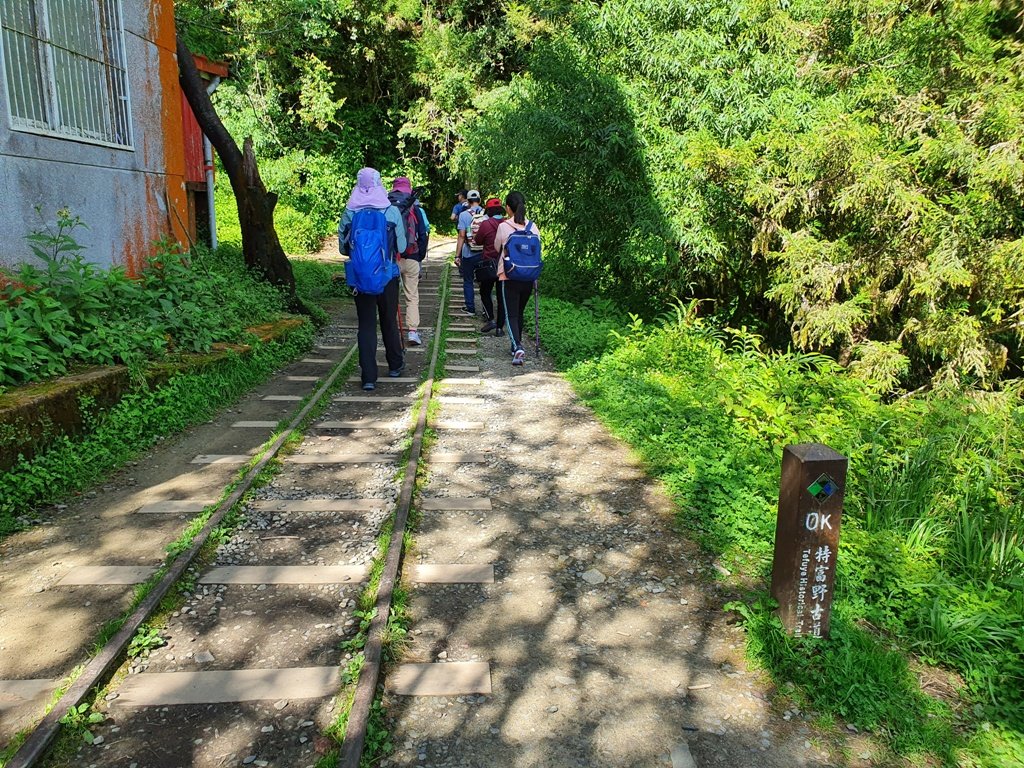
[[381, 364, 871, 768]]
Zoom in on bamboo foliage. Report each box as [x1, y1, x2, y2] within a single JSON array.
[[451, 0, 1024, 389]]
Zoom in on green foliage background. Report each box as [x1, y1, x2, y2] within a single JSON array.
[[180, 0, 1024, 390]]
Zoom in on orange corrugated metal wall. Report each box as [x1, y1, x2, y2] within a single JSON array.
[[181, 88, 206, 185]]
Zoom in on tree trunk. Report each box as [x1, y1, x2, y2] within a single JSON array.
[[176, 35, 304, 310]]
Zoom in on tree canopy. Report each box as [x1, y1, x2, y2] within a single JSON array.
[[178, 0, 1024, 390]]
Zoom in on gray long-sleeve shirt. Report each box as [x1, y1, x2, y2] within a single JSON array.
[[338, 205, 407, 256]]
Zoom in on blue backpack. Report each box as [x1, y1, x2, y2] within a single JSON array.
[[502, 221, 542, 282], [344, 208, 397, 294]]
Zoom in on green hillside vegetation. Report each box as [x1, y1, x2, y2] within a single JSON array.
[[177, 0, 1023, 762], [540, 296, 1023, 764]]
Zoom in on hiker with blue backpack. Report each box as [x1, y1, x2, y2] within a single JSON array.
[[450, 190, 468, 222], [388, 176, 429, 346], [495, 191, 543, 366], [339, 168, 407, 391]]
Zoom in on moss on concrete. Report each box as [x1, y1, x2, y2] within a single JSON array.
[[0, 316, 306, 470]]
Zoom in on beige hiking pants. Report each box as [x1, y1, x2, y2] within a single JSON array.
[[399, 257, 421, 331]]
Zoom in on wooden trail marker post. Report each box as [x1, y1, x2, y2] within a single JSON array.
[[770, 444, 848, 638]]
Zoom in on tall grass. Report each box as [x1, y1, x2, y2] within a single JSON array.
[[540, 297, 1024, 765]]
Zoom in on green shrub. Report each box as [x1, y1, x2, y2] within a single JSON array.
[[212, 181, 242, 246], [459, 0, 1024, 388], [0, 214, 288, 390], [274, 204, 321, 254], [536, 295, 626, 367], [292, 259, 348, 303], [558, 304, 1024, 763]]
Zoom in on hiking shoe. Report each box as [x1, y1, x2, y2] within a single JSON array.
[[388, 364, 405, 378], [458, 306, 475, 316], [495, 328, 505, 337], [480, 321, 496, 333], [362, 382, 376, 391], [408, 330, 422, 346], [512, 349, 525, 366]]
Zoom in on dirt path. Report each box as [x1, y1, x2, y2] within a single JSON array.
[[380, 269, 883, 767]]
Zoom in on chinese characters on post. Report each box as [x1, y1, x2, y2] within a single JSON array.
[[770, 445, 847, 639]]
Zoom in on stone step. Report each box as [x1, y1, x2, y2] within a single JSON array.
[[315, 420, 406, 430], [333, 396, 412, 403], [250, 499, 389, 512], [387, 662, 491, 696], [191, 454, 252, 465], [284, 454, 398, 464], [263, 395, 302, 401], [198, 565, 368, 585], [231, 421, 278, 428], [57, 565, 157, 586], [112, 666, 340, 708], [0, 679, 55, 717], [134, 500, 214, 515], [419, 497, 492, 511], [409, 564, 494, 583], [433, 420, 484, 430]]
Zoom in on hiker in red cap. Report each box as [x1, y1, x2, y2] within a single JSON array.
[[473, 197, 506, 336]]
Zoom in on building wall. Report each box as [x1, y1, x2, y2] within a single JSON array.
[[0, 0, 188, 274]]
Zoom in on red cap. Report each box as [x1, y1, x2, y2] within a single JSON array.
[[485, 197, 502, 208]]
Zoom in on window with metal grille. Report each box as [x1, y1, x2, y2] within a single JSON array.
[[0, 0, 132, 148]]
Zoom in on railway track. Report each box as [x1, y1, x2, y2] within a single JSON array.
[[2, 243, 469, 767]]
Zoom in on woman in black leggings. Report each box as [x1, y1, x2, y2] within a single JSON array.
[[494, 191, 541, 366]]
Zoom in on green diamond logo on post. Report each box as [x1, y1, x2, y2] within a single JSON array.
[[808, 474, 838, 502]]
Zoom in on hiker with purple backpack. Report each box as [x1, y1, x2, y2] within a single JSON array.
[[494, 191, 543, 366], [388, 176, 429, 347], [338, 168, 407, 391]]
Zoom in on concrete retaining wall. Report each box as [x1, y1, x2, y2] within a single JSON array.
[[0, 318, 305, 471]]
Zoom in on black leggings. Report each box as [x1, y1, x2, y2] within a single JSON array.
[[354, 276, 403, 383], [500, 279, 534, 353], [478, 275, 505, 325]]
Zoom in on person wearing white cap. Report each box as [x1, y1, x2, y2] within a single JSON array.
[[454, 190, 483, 316]]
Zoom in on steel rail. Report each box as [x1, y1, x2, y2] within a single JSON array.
[[338, 258, 452, 767], [8, 337, 359, 768]]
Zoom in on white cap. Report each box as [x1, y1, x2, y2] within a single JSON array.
[[467, 189, 481, 201]]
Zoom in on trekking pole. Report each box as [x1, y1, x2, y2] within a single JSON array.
[[396, 305, 406, 350], [534, 280, 541, 358]]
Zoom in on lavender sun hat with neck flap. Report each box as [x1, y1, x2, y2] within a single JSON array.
[[347, 167, 391, 209]]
